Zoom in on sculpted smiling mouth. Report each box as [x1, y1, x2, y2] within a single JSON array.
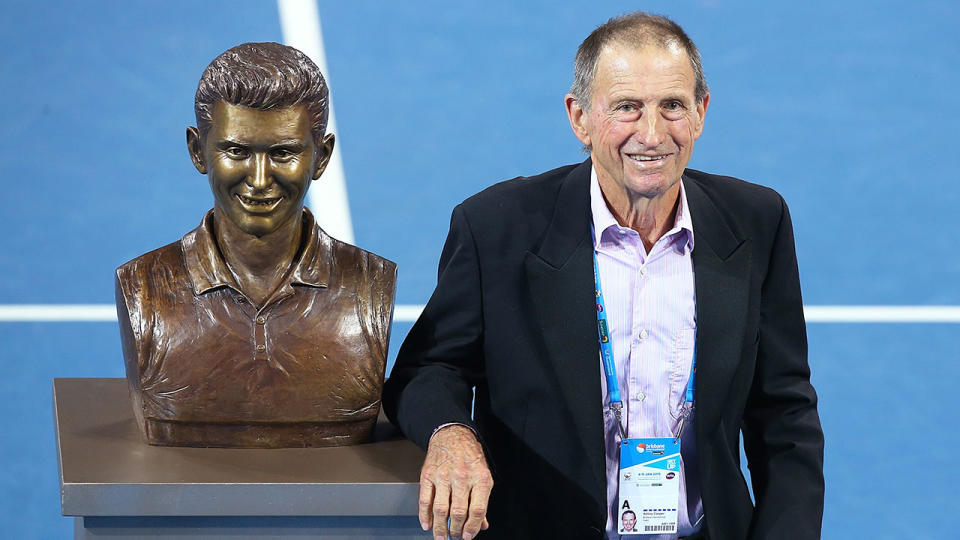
[[236, 194, 282, 206]]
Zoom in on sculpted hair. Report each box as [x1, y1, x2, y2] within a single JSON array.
[[570, 12, 708, 110], [195, 42, 329, 143]]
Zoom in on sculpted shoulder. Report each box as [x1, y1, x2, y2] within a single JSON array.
[[115, 240, 188, 301], [324, 231, 398, 287]]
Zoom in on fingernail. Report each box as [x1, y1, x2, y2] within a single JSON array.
[[464, 533, 474, 540], [435, 536, 444, 540], [420, 521, 428, 531]]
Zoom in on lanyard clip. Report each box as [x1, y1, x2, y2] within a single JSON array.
[[674, 403, 694, 444], [611, 401, 626, 440]]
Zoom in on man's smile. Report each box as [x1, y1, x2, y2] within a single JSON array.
[[626, 153, 670, 164]]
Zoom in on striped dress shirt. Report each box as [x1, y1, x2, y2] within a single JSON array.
[[590, 168, 703, 539]]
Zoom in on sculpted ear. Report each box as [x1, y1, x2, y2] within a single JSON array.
[[564, 94, 592, 148], [186, 127, 207, 174], [312, 132, 336, 180]]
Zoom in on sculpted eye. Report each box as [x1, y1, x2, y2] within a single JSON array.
[[271, 149, 295, 161], [225, 146, 247, 159]]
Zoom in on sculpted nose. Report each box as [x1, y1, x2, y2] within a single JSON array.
[[248, 153, 271, 190]]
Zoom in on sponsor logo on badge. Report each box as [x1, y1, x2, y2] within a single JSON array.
[[636, 443, 646, 453], [666, 472, 675, 480]]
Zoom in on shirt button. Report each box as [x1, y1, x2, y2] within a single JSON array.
[[640, 329, 649, 339], [256, 316, 266, 324], [256, 344, 266, 352], [636, 392, 646, 401], [640, 267, 647, 276]]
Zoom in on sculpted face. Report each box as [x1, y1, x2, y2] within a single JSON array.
[[567, 42, 709, 201], [187, 102, 334, 237]]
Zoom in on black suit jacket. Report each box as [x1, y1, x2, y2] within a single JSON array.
[[384, 159, 824, 539]]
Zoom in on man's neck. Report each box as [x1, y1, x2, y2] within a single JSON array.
[[597, 176, 681, 253], [213, 211, 303, 307]]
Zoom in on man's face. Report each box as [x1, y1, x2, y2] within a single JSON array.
[[622, 511, 637, 531], [567, 42, 708, 201], [189, 102, 333, 237]]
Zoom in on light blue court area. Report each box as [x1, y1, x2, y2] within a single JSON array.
[[1, 1, 958, 537]]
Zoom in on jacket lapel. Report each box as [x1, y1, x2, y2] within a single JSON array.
[[684, 176, 752, 434], [523, 159, 607, 504]]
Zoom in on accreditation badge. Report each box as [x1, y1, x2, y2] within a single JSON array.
[[617, 437, 681, 535]]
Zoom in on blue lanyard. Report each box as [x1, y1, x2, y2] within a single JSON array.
[[592, 238, 697, 439]]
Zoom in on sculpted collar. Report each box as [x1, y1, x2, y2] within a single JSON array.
[[181, 208, 332, 295]]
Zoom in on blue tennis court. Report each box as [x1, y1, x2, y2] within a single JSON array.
[[0, 1, 957, 537]]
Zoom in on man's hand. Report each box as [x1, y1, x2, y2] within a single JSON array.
[[419, 425, 493, 540]]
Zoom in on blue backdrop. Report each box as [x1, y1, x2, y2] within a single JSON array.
[[0, 1, 957, 537]]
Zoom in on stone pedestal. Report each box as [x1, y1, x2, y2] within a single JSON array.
[[54, 378, 427, 539]]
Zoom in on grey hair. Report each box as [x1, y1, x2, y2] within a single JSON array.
[[194, 42, 329, 144], [570, 12, 708, 111]]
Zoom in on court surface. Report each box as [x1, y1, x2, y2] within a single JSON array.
[[0, 1, 957, 537]]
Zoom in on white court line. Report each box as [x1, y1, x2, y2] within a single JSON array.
[[2, 305, 960, 323], [277, 0, 355, 244]]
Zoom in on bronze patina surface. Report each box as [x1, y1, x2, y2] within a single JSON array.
[[115, 42, 396, 448]]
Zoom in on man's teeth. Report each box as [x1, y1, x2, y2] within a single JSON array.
[[629, 154, 665, 161]]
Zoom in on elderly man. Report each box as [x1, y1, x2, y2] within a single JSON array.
[[384, 11, 823, 540], [117, 42, 396, 448]]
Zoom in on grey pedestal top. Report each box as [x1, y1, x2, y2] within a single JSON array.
[[54, 378, 425, 517]]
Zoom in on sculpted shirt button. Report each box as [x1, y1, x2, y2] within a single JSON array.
[[256, 316, 266, 324], [256, 344, 266, 352]]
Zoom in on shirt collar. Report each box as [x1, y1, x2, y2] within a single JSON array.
[[182, 208, 332, 295], [589, 166, 695, 253]]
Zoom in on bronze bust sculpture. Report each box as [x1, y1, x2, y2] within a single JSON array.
[[115, 43, 396, 448]]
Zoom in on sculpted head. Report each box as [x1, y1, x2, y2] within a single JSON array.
[[186, 42, 335, 237], [565, 12, 710, 202]]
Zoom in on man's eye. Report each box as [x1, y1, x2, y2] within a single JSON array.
[[665, 101, 683, 110], [616, 103, 638, 112]]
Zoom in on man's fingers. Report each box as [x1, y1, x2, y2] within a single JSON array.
[[418, 478, 435, 531], [431, 482, 451, 540], [461, 473, 493, 540], [447, 479, 472, 539]]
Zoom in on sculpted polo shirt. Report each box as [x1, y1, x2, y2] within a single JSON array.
[[116, 209, 396, 447]]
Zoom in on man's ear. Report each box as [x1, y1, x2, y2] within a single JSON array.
[[312, 132, 336, 180], [186, 127, 207, 174], [564, 94, 592, 148], [693, 92, 710, 139]]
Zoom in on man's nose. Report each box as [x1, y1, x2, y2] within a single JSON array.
[[636, 113, 666, 147], [247, 153, 272, 190]]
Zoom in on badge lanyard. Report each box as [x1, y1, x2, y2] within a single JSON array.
[[592, 243, 697, 441]]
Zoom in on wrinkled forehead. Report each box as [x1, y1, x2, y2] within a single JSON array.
[[593, 42, 697, 95]]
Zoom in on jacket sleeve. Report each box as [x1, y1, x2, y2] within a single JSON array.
[[743, 196, 825, 539], [383, 204, 485, 450]]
